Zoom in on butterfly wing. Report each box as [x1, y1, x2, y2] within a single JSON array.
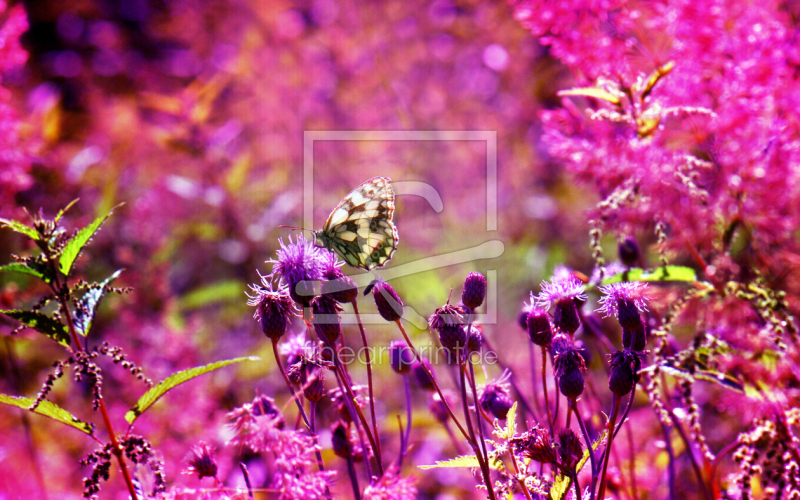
[[317, 177, 398, 270]]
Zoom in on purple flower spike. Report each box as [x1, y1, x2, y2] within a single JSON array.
[[269, 234, 325, 307]]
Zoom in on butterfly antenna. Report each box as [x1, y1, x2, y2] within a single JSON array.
[[278, 225, 314, 232]]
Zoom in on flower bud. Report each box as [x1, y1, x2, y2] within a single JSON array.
[[389, 340, 414, 374], [311, 294, 343, 344], [303, 370, 326, 402], [466, 326, 484, 355], [411, 360, 435, 391], [247, 279, 298, 341], [480, 383, 513, 420], [429, 392, 453, 423], [462, 272, 487, 310], [517, 306, 531, 330], [557, 429, 583, 469], [331, 421, 353, 458], [617, 299, 642, 331], [372, 280, 403, 322], [554, 341, 586, 399], [439, 325, 467, 354], [608, 351, 635, 396], [553, 298, 580, 335], [526, 308, 553, 346], [618, 235, 640, 268], [184, 442, 218, 480], [321, 272, 358, 304]]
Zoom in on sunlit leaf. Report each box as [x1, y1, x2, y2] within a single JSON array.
[[0, 262, 50, 283], [505, 402, 517, 440], [601, 265, 697, 285], [419, 454, 504, 471], [125, 356, 259, 424], [178, 280, 245, 310], [58, 205, 121, 277], [0, 218, 39, 241], [54, 199, 80, 224], [74, 270, 123, 337], [0, 394, 94, 434], [557, 87, 621, 105], [0, 310, 70, 347]]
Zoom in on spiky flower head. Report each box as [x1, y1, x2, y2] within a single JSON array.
[[537, 276, 586, 334], [320, 251, 358, 304], [389, 340, 414, 374], [553, 339, 586, 399], [480, 370, 513, 420], [511, 426, 557, 464], [183, 442, 217, 480], [557, 429, 583, 470], [269, 235, 325, 307], [247, 274, 299, 340], [462, 272, 487, 310], [311, 294, 343, 344], [596, 281, 649, 331], [428, 301, 467, 331], [371, 279, 404, 322], [363, 464, 418, 500]]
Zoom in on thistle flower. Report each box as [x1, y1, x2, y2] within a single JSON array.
[[320, 251, 358, 304], [537, 276, 586, 334], [247, 274, 299, 340], [182, 442, 217, 480], [428, 301, 467, 331], [597, 282, 649, 331], [462, 272, 487, 310], [389, 340, 414, 374], [311, 294, 343, 344], [269, 235, 325, 307], [362, 464, 418, 500], [480, 370, 513, 420], [553, 339, 586, 399], [371, 279, 403, 322], [511, 426, 557, 464]]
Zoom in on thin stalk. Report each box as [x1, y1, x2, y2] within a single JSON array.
[[309, 401, 331, 497], [659, 420, 676, 500], [669, 410, 713, 500], [47, 260, 138, 500], [598, 395, 622, 500], [508, 445, 535, 500], [529, 342, 541, 414], [627, 418, 639, 500], [459, 357, 496, 500], [271, 339, 311, 429], [468, 360, 489, 466], [351, 300, 381, 463], [239, 462, 255, 499], [399, 374, 413, 467], [543, 349, 554, 436], [346, 455, 362, 500], [571, 398, 597, 500], [444, 421, 467, 455]]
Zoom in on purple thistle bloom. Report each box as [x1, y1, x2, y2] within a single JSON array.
[[269, 235, 326, 307], [597, 281, 647, 320], [247, 274, 299, 340], [536, 275, 587, 311], [320, 251, 358, 304]]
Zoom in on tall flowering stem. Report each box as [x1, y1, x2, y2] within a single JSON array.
[[597, 394, 622, 500], [270, 338, 311, 430], [351, 299, 381, 465]]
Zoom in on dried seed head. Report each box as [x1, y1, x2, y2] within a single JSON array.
[[428, 302, 467, 331], [557, 429, 583, 469], [303, 370, 326, 402], [526, 306, 553, 346], [389, 340, 414, 374], [462, 272, 487, 310], [372, 280, 403, 322], [511, 426, 557, 464]]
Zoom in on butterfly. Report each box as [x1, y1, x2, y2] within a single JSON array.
[[314, 177, 399, 270]]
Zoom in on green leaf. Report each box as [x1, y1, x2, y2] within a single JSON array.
[[601, 265, 697, 285], [505, 402, 517, 440], [54, 199, 80, 224], [0, 310, 70, 347], [557, 87, 621, 105], [74, 270, 123, 337], [178, 280, 246, 310], [0, 218, 39, 241], [0, 262, 48, 282], [0, 394, 94, 434], [58, 206, 120, 277], [419, 454, 505, 471], [125, 356, 259, 424], [551, 430, 607, 500]]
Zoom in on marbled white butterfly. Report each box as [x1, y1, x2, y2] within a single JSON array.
[[315, 177, 399, 270]]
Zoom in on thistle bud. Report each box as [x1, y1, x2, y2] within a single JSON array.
[[618, 235, 640, 268], [618, 299, 642, 331], [608, 351, 635, 396], [311, 294, 343, 344], [462, 272, 487, 310], [554, 342, 586, 399], [439, 325, 467, 354], [517, 306, 531, 330], [411, 360, 435, 391], [247, 279, 298, 341], [372, 280, 403, 322], [331, 421, 353, 458], [466, 326, 484, 355], [526, 308, 553, 346], [480, 382, 513, 420], [429, 392, 453, 423], [557, 429, 583, 469], [303, 370, 326, 402], [553, 298, 581, 335], [389, 341, 414, 374]]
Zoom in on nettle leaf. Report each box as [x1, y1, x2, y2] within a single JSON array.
[[58, 205, 121, 277], [0, 310, 70, 347], [505, 402, 517, 440], [419, 455, 505, 471], [0, 394, 94, 434], [601, 265, 697, 285], [74, 269, 123, 337], [0, 262, 51, 283], [557, 87, 621, 105], [551, 430, 607, 500], [126, 356, 259, 424], [54, 199, 80, 224], [0, 218, 40, 241]]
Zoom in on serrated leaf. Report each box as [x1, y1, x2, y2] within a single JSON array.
[[0, 309, 70, 347], [601, 265, 697, 285], [0, 218, 40, 240], [505, 402, 517, 440], [0, 394, 94, 434], [551, 430, 607, 500], [54, 199, 80, 224], [125, 356, 259, 424], [659, 365, 744, 393], [74, 270, 123, 337], [58, 206, 119, 277], [557, 87, 621, 105], [0, 262, 47, 282], [419, 454, 505, 471]]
